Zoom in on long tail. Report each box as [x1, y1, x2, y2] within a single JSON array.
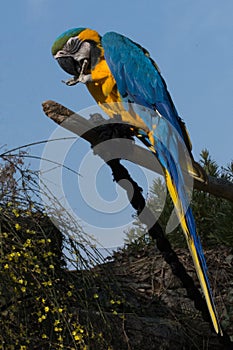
[[190, 158, 208, 184], [155, 142, 222, 335]]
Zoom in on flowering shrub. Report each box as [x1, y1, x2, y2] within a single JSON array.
[[0, 154, 115, 349]]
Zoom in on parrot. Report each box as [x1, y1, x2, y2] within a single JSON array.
[[51, 27, 222, 335]]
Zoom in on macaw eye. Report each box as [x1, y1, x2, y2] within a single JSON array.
[[65, 37, 81, 54]]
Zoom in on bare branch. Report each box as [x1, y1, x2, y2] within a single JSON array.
[[42, 100, 233, 203]]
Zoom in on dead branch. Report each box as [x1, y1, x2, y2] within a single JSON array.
[[42, 100, 233, 203]]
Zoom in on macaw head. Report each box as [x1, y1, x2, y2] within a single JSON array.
[[51, 28, 102, 85]]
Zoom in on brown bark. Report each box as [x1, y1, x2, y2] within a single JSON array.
[[42, 100, 233, 203]]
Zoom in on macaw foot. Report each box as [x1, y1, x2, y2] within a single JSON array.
[[92, 117, 135, 142], [89, 114, 136, 159], [62, 76, 80, 86]]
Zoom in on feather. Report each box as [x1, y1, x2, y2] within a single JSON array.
[[101, 31, 222, 335]]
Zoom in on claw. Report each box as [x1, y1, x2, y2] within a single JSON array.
[[62, 76, 80, 86]]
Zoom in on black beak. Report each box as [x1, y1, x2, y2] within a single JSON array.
[[56, 56, 81, 76]]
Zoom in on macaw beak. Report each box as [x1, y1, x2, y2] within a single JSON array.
[[56, 57, 79, 76], [54, 53, 91, 86]]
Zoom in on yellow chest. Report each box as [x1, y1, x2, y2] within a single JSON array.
[[86, 59, 149, 132], [87, 59, 120, 105]]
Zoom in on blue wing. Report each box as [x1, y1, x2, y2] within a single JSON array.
[[102, 31, 222, 334], [102, 32, 182, 135]]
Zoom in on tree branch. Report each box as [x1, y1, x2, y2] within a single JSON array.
[[42, 100, 233, 203]]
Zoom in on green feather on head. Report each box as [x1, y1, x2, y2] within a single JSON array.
[[51, 28, 86, 56]]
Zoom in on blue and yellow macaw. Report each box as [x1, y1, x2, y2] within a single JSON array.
[[51, 28, 222, 335]]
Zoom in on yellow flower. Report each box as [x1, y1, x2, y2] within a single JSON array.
[[26, 229, 35, 234], [24, 239, 32, 247], [10, 273, 17, 282], [74, 335, 81, 341], [44, 306, 50, 313], [41, 334, 48, 339], [15, 223, 21, 231], [67, 291, 72, 297], [93, 293, 99, 299], [45, 251, 53, 257], [21, 287, 26, 293], [38, 315, 46, 323], [18, 279, 24, 284], [12, 208, 20, 217], [49, 264, 54, 269], [42, 280, 52, 287], [54, 327, 62, 332], [25, 210, 32, 216], [35, 266, 41, 273], [4, 264, 9, 269]]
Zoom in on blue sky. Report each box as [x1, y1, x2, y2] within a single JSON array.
[[1, 0, 232, 165], [1, 0, 233, 247]]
